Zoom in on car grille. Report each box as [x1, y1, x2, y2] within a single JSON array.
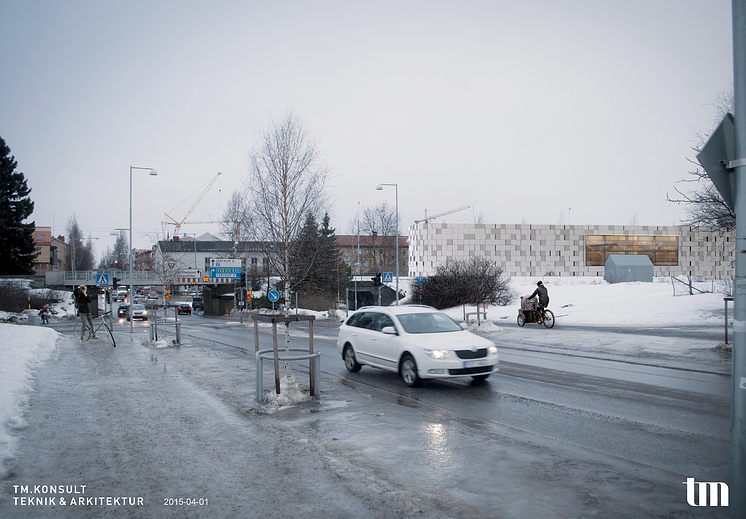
[[449, 366, 493, 375], [455, 348, 488, 359]]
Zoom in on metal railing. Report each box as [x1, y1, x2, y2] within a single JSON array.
[[46, 270, 161, 286]]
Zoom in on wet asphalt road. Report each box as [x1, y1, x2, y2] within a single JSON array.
[[0, 313, 730, 518]]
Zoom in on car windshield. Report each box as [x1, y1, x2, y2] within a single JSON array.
[[132, 304, 145, 310], [395, 312, 463, 334]]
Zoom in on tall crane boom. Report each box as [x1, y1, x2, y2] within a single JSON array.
[[164, 172, 221, 236], [414, 205, 470, 224]]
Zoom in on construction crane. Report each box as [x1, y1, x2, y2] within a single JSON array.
[[163, 172, 221, 236], [414, 205, 470, 224]]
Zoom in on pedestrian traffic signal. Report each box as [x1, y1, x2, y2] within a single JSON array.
[[112, 277, 119, 289]]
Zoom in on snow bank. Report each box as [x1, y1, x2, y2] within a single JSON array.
[[486, 277, 728, 327], [0, 323, 59, 477]]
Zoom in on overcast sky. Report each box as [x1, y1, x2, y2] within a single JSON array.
[[0, 0, 735, 259]]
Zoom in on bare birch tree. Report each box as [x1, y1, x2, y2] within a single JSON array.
[[220, 189, 253, 244], [245, 112, 329, 381]]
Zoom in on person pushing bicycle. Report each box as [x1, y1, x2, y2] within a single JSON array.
[[74, 285, 99, 343], [527, 281, 550, 322]]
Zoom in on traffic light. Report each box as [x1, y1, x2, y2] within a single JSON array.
[[371, 273, 382, 286], [112, 277, 119, 290]]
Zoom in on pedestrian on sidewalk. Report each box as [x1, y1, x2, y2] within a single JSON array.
[[39, 304, 50, 324], [74, 285, 98, 343]]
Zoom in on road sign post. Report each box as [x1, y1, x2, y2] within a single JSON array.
[[268, 290, 279, 312]]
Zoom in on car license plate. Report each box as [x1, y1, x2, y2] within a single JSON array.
[[463, 359, 490, 368]]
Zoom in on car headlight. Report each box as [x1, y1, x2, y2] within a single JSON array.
[[142, 310, 147, 315], [489, 345, 498, 354], [424, 349, 450, 359]]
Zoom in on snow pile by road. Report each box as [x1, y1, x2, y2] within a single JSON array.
[[263, 374, 311, 411], [0, 323, 59, 477]]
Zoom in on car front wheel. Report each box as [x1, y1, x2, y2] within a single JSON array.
[[400, 354, 421, 387], [343, 345, 361, 372]]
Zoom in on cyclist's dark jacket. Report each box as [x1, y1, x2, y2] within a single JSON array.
[[528, 285, 549, 307], [73, 288, 92, 313]]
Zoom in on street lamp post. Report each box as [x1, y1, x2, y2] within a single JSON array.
[[130, 166, 157, 333], [376, 183, 399, 305]]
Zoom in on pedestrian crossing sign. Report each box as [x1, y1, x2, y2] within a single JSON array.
[[382, 272, 393, 283], [96, 274, 109, 286]]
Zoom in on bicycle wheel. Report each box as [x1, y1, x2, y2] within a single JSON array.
[[102, 321, 116, 348], [74, 322, 90, 342], [542, 310, 555, 329]]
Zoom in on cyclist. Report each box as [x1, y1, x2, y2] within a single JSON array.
[[74, 285, 99, 343], [527, 281, 550, 322]]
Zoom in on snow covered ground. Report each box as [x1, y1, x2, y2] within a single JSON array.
[[0, 277, 732, 477], [0, 324, 59, 477]]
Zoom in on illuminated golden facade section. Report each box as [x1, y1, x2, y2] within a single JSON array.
[[585, 235, 678, 266]]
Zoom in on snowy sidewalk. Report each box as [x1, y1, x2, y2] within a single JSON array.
[[0, 329, 447, 518]]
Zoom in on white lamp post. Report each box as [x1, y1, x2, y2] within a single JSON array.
[[130, 166, 157, 333], [376, 183, 399, 305]]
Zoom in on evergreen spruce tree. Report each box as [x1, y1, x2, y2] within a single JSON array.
[[0, 136, 36, 275], [318, 213, 349, 299], [289, 213, 321, 293]]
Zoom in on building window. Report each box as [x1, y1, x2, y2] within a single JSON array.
[[585, 235, 678, 266]]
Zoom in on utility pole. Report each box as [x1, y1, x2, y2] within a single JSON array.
[[730, 1, 746, 516], [696, 5, 746, 514]]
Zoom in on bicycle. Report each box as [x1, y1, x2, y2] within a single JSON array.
[[74, 310, 116, 347], [517, 299, 555, 329]]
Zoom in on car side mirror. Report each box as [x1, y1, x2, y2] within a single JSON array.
[[381, 326, 398, 335]]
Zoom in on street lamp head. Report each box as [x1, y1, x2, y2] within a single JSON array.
[[376, 185, 383, 190], [149, 169, 158, 176]]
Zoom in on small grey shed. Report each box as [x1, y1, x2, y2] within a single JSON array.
[[603, 254, 654, 283]]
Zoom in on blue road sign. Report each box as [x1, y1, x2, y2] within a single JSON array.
[[209, 266, 242, 279], [96, 274, 109, 286], [417, 277, 425, 286], [268, 290, 280, 302], [382, 272, 393, 283]]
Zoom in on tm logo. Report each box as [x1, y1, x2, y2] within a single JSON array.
[[684, 477, 728, 507]]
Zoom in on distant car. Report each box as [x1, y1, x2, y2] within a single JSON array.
[[192, 296, 203, 310], [336, 305, 499, 387], [177, 303, 192, 315], [127, 304, 148, 321], [117, 304, 130, 318]]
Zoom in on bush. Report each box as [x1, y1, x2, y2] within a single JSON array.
[[0, 281, 61, 313], [412, 257, 512, 310]]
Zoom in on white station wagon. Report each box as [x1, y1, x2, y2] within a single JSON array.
[[336, 305, 499, 387]]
